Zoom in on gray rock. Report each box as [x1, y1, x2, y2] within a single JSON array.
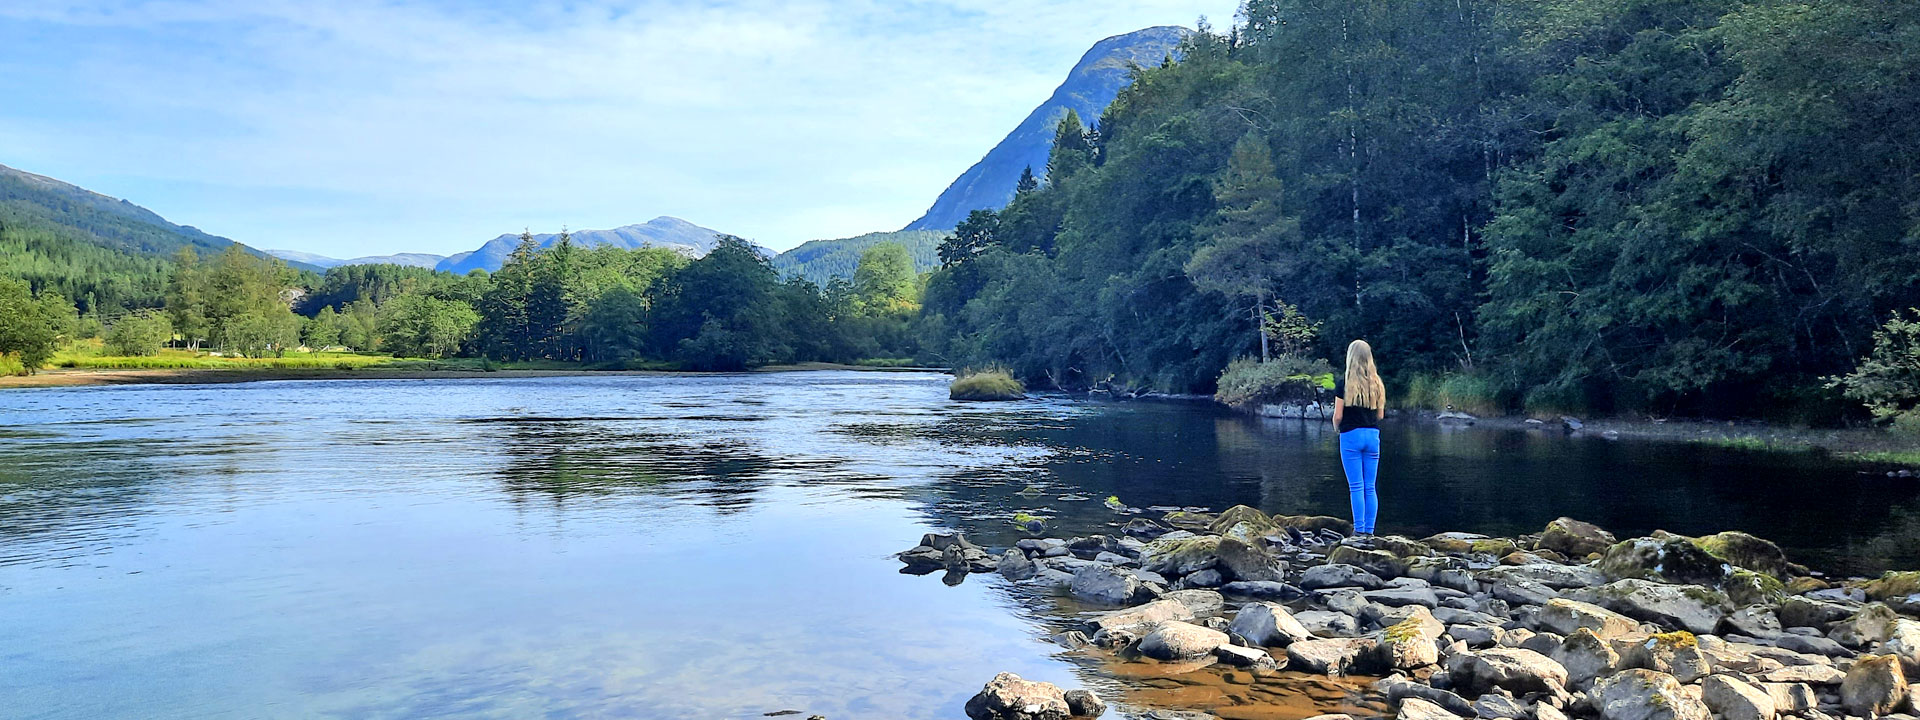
[[1369, 587, 1443, 608], [1328, 545, 1409, 579], [1701, 675, 1775, 720], [1069, 564, 1144, 606], [1590, 669, 1710, 720], [1762, 682, 1816, 714], [1450, 624, 1503, 649], [1219, 580, 1301, 600], [898, 545, 945, 571], [1161, 589, 1225, 616], [1178, 568, 1225, 588], [999, 549, 1038, 580], [1132, 569, 1170, 585], [1093, 551, 1138, 567], [1778, 596, 1856, 630], [964, 672, 1076, 720], [1474, 693, 1533, 720], [1298, 609, 1362, 638], [1400, 697, 1465, 720], [1829, 603, 1901, 649], [1052, 630, 1092, 649], [1727, 605, 1784, 638], [1063, 689, 1105, 718], [924, 532, 981, 552], [1498, 628, 1537, 649], [1437, 607, 1503, 626], [1368, 604, 1448, 638], [1230, 601, 1315, 647], [1521, 632, 1564, 657], [1304, 563, 1389, 591], [1839, 654, 1910, 716], [1376, 617, 1444, 669], [1536, 599, 1639, 639], [1538, 517, 1616, 558], [1554, 628, 1622, 687], [1587, 579, 1728, 635], [1288, 637, 1381, 675], [1759, 664, 1847, 685], [1085, 599, 1194, 634], [1621, 636, 1711, 683], [1889, 618, 1920, 676], [1494, 579, 1558, 607], [1448, 648, 1571, 696], [1216, 537, 1289, 583], [1378, 674, 1477, 716], [1319, 587, 1372, 616], [1139, 621, 1230, 661], [1484, 564, 1608, 590], [1773, 633, 1852, 658]]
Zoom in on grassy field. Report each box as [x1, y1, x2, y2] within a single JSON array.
[[49, 342, 398, 371]]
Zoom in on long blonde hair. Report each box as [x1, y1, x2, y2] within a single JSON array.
[[1344, 340, 1385, 410]]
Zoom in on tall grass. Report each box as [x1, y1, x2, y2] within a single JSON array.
[[0, 352, 25, 377], [951, 367, 1025, 400], [1399, 371, 1503, 416]]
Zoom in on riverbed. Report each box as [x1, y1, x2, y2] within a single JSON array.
[[1, 371, 1913, 718]]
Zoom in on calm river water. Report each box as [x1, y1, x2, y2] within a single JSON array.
[[1, 371, 1915, 719]]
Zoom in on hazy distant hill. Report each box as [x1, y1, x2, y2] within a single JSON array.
[[772, 230, 946, 286], [904, 26, 1189, 231], [265, 249, 446, 269], [435, 217, 736, 274]]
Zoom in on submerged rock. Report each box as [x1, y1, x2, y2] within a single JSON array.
[[965, 672, 1101, 719], [1139, 621, 1229, 661], [1229, 601, 1314, 648]]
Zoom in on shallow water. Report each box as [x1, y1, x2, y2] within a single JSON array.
[[0, 372, 1915, 719]]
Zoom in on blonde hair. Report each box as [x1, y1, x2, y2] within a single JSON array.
[[1344, 340, 1385, 410]]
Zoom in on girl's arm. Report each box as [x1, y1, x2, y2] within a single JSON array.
[[1332, 396, 1345, 428]]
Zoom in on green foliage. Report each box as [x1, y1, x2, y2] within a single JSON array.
[[0, 277, 75, 372], [1213, 356, 1335, 408], [949, 369, 1025, 400], [1830, 309, 1920, 424], [104, 310, 172, 356], [773, 230, 944, 286], [226, 311, 301, 359], [376, 293, 479, 359], [851, 242, 919, 315]]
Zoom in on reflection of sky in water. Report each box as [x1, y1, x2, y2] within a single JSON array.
[[1, 372, 1917, 718]]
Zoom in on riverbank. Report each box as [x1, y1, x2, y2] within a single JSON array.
[[905, 506, 1920, 720], [1389, 409, 1920, 470], [0, 361, 943, 389]]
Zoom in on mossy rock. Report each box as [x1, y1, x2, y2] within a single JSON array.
[[1596, 536, 1731, 587], [1785, 576, 1830, 595], [1863, 571, 1920, 601], [1208, 505, 1276, 536], [1142, 535, 1225, 577], [1161, 510, 1218, 531], [1539, 517, 1617, 558], [1725, 568, 1787, 606], [1647, 630, 1697, 650], [1422, 532, 1487, 554], [1371, 535, 1435, 559], [1328, 545, 1408, 579], [1471, 538, 1521, 556], [1273, 514, 1353, 535], [1691, 531, 1800, 579]]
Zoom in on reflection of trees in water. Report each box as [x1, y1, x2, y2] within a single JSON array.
[[0, 434, 239, 565], [484, 418, 779, 514]]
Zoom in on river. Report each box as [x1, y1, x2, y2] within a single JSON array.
[[1, 371, 1914, 718]]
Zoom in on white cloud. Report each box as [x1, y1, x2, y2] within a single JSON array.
[[0, 0, 1238, 256]]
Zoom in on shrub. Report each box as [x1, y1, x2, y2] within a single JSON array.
[[0, 352, 25, 377], [1213, 355, 1334, 408], [951, 368, 1025, 401], [1397, 371, 1503, 416], [1831, 309, 1920, 423], [104, 311, 173, 356]]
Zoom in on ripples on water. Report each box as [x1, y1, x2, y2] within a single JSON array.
[[0, 372, 1915, 719]]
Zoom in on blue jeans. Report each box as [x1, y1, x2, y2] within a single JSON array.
[[1339, 428, 1380, 534]]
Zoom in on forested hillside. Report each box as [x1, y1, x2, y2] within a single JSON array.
[[772, 230, 944, 286], [920, 0, 1920, 420]]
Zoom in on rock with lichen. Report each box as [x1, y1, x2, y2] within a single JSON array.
[[1591, 669, 1710, 720], [1540, 518, 1617, 558]]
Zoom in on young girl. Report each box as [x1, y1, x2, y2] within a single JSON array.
[[1331, 340, 1385, 536]]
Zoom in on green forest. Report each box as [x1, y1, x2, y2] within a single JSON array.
[[918, 0, 1920, 422], [6, 0, 1920, 426]]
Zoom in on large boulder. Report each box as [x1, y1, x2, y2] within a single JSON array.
[[1864, 571, 1920, 602], [1208, 504, 1277, 541], [1723, 569, 1786, 607], [1160, 589, 1226, 616], [1553, 627, 1623, 687], [1622, 632, 1711, 683], [1830, 602, 1901, 649], [1540, 518, 1617, 558], [1139, 621, 1230, 661], [1230, 601, 1314, 647], [999, 549, 1038, 580], [1375, 617, 1442, 669], [1596, 537, 1730, 587], [1725, 605, 1784, 638], [1586, 579, 1728, 635], [1888, 618, 1920, 676], [1288, 637, 1381, 675], [1536, 598, 1639, 639], [1446, 648, 1570, 695], [964, 672, 1100, 720], [1069, 564, 1145, 606], [1590, 669, 1710, 720], [1141, 535, 1223, 577], [1700, 674, 1776, 720], [1691, 531, 1797, 579], [1840, 654, 1910, 716], [1484, 563, 1608, 590], [1777, 595, 1855, 629], [1085, 599, 1193, 634], [1216, 537, 1289, 583]]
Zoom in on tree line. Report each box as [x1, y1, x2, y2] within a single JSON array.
[[916, 0, 1920, 422]]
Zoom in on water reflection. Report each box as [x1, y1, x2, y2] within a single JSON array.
[[0, 373, 1916, 720]]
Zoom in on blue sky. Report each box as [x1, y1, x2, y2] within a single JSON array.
[[0, 1, 1239, 257]]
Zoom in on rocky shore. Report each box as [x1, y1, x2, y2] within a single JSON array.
[[897, 508, 1920, 720]]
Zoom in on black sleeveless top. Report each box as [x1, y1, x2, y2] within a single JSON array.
[[1333, 378, 1381, 433]]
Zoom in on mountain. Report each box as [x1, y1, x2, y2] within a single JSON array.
[[772, 230, 946, 287], [265, 249, 446, 269], [903, 26, 1190, 231], [0, 162, 320, 272], [435, 216, 734, 274]]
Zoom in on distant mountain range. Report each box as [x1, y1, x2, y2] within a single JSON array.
[[903, 25, 1189, 231], [267, 217, 739, 274]]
